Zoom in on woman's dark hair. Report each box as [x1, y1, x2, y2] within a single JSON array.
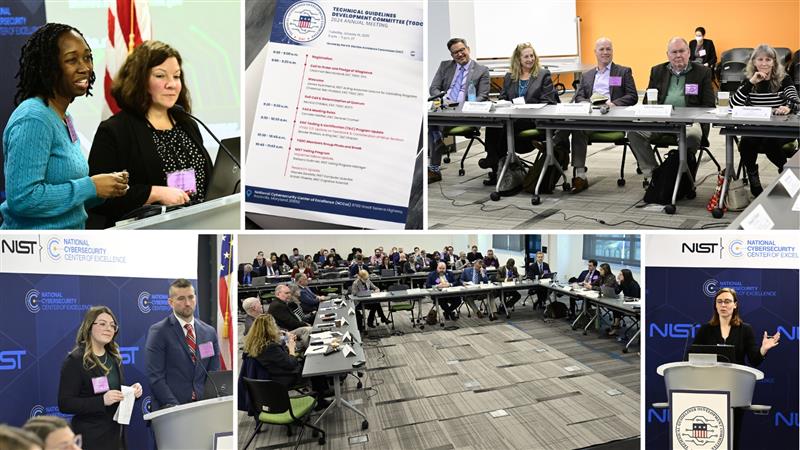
[[14, 23, 95, 106], [619, 268, 635, 286], [695, 27, 706, 36], [111, 40, 191, 116], [599, 263, 615, 280]]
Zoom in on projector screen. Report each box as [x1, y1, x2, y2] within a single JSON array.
[[472, 0, 578, 60]]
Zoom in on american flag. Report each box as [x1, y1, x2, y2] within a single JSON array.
[[217, 234, 234, 370], [692, 422, 708, 438], [104, 0, 151, 118], [299, 15, 312, 28]]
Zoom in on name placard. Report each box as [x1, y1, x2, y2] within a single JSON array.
[[556, 103, 591, 115], [461, 102, 493, 113], [636, 104, 673, 117], [732, 106, 772, 120]]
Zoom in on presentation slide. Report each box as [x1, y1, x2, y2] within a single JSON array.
[[245, 0, 423, 229]]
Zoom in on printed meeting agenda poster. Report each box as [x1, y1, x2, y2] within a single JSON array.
[[245, 0, 423, 229]]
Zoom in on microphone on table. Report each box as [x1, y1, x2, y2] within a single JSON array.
[[427, 92, 446, 102], [170, 105, 240, 168]]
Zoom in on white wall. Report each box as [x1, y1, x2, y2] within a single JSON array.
[[238, 234, 478, 265], [548, 234, 641, 282]]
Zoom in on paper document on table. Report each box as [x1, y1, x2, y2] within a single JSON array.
[[512, 103, 547, 109], [305, 345, 328, 355], [739, 204, 775, 230], [778, 170, 800, 197], [113, 385, 135, 425]]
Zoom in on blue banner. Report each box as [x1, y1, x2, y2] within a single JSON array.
[[0, 273, 198, 450], [645, 267, 799, 449]]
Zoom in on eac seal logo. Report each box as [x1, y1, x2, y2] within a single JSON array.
[[283, 1, 325, 43], [675, 406, 725, 449]]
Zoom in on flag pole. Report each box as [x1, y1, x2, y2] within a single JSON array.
[[127, 0, 136, 54]]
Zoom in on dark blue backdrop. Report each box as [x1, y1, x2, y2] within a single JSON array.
[[645, 266, 799, 449], [0, 273, 197, 450]]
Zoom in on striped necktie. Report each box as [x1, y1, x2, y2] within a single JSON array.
[[184, 323, 197, 400], [447, 65, 466, 103]]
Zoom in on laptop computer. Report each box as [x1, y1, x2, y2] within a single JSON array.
[[381, 269, 395, 277], [600, 285, 618, 298], [251, 276, 267, 287], [203, 370, 233, 399], [205, 137, 241, 201]]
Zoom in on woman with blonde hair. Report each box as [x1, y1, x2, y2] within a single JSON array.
[[57, 306, 142, 450], [242, 314, 329, 407], [480, 42, 558, 187], [730, 44, 800, 196]]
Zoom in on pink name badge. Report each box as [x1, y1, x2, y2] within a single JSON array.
[[91, 376, 110, 394], [685, 84, 699, 95], [609, 76, 622, 87], [65, 115, 78, 143], [198, 341, 215, 359], [166, 168, 197, 193]]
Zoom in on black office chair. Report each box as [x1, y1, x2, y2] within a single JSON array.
[[792, 50, 800, 92], [775, 47, 792, 67], [441, 126, 486, 176], [386, 283, 415, 329], [718, 48, 752, 92], [241, 378, 325, 448]]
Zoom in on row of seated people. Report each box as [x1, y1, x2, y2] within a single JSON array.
[[240, 245, 512, 284], [429, 35, 798, 199], [0, 415, 82, 450]]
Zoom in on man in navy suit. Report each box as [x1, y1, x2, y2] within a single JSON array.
[[528, 251, 552, 310], [569, 259, 600, 318], [460, 260, 493, 319], [145, 278, 221, 410], [349, 255, 370, 277], [426, 262, 460, 321]]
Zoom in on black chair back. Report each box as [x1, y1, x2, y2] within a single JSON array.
[[775, 47, 792, 66], [720, 48, 753, 64], [719, 62, 747, 92], [243, 378, 290, 416]]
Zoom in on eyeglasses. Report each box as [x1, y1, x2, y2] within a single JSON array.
[[450, 47, 467, 56], [52, 433, 82, 450], [716, 299, 735, 305], [92, 321, 118, 331]]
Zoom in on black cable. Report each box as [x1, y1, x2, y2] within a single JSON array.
[[434, 178, 731, 229]]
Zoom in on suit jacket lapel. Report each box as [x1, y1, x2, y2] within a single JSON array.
[[584, 68, 597, 100]]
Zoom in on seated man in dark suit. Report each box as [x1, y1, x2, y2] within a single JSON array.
[[295, 273, 323, 314], [497, 258, 522, 310], [568, 259, 601, 318], [460, 260, 491, 319], [238, 263, 254, 286], [348, 254, 370, 277], [466, 245, 483, 264], [554, 37, 638, 193], [629, 37, 714, 186], [426, 262, 459, 321], [428, 37, 490, 183], [266, 284, 311, 349], [527, 251, 552, 310], [145, 278, 220, 410]]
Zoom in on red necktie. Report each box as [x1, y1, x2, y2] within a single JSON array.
[[184, 324, 197, 400]]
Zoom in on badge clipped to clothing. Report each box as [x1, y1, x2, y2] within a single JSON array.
[[609, 76, 622, 87], [512, 96, 526, 105], [91, 376, 110, 394], [685, 84, 699, 96], [166, 168, 197, 193], [65, 115, 79, 143], [198, 341, 215, 359], [699, 49, 707, 57]]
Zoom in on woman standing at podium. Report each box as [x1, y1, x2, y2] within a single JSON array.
[[88, 40, 212, 228], [690, 287, 781, 449], [58, 306, 143, 450]]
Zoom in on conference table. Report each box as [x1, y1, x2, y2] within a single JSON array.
[[428, 104, 799, 217], [549, 283, 641, 353], [302, 298, 369, 430]]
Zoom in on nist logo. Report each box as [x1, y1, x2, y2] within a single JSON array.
[[0, 350, 27, 370], [681, 243, 719, 254], [649, 323, 701, 338], [0, 239, 37, 254]]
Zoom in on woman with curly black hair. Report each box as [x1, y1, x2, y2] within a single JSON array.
[[1, 23, 128, 230]]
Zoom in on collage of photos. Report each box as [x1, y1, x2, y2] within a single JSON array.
[[0, 1, 797, 450]]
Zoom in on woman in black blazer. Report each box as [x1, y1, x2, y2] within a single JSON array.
[[689, 26, 717, 69], [58, 306, 142, 450], [690, 288, 780, 449], [481, 43, 558, 186], [88, 40, 212, 228], [608, 268, 640, 336]]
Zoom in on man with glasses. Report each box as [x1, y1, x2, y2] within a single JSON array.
[[145, 278, 220, 410], [428, 37, 490, 183]]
